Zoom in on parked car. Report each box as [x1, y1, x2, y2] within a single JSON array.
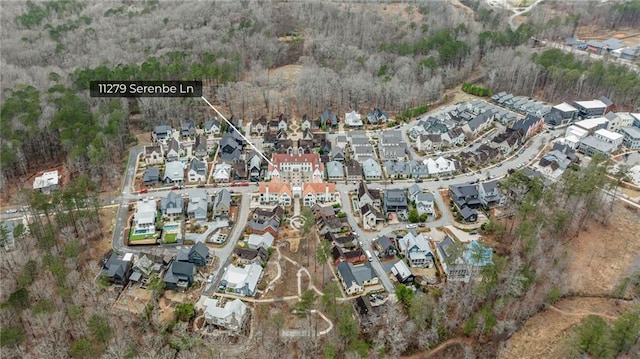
[[171, 186, 179, 190], [139, 188, 148, 194], [415, 179, 423, 183], [5, 209, 18, 214], [197, 184, 206, 188], [240, 182, 249, 187], [406, 224, 417, 229]]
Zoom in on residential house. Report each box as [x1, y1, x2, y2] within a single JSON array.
[[447, 127, 466, 146], [366, 108, 389, 125], [251, 206, 284, 222], [331, 246, 368, 266], [247, 219, 280, 237], [512, 114, 544, 139], [533, 149, 574, 180], [161, 191, 183, 217], [362, 158, 382, 180], [449, 182, 482, 209], [577, 136, 616, 156], [355, 296, 373, 318], [407, 184, 423, 202], [345, 110, 363, 127], [276, 114, 289, 131], [490, 128, 522, 154], [301, 114, 313, 131], [33, 171, 59, 194], [213, 162, 232, 183], [204, 118, 221, 135], [620, 126, 640, 149], [326, 161, 345, 181], [164, 260, 196, 290], [219, 135, 243, 163], [572, 100, 607, 119], [353, 144, 376, 161], [415, 192, 435, 216], [102, 252, 133, 286], [384, 161, 412, 180], [462, 110, 494, 138], [163, 161, 184, 184], [345, 160, 363, 181], [460, 145, 501, 168], [379, 145, 408, 162], [165, 138, 181, 162], [415, 134, 443, 153], [143, 167, 160, 186], [259, 180, 292, 206], [545, 102, 578, 126], [325, 232, 357, 249], [357, 182, 382, 210], [247, 232, 275, 250], [360, 203, 384, 230], [594, 128, 624, 151], [193, 135, 208, 159], [605, 112, 635, 133], [564, 125, 590, 149], [424, 157, 456, 176], [460, 206, 478, 222], [383, 188, 408, 213], [398, 231, 434, 268], [435, 236, 469, 282], [153, 123, 172, 144], [376, 235, 397, 258], [573, 117, 610, 135], [410, 160, 430, 179], [247, 152, 262, 181], [330, 147, 345, 162], [188, 190, 209, 222], [133, 199, 156, 236], [181, 120, 196, 138], [213, 189, 231, 218], [233, 247, 269, 265], [478, 180, 505, 207], [203, 298, 248, 333], [188, 158, 207, 183], [250, 116, 268, 135], [319, 109, 338, 128], [219, 263, 263, 296], [144, 145, 165, 165], [178, 242, 210, 267], [391, 260, 415, 284], [336, 262, 379, 296], [302, 182, 338, 207]]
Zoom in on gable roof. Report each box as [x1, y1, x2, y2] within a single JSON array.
[[189, 158, 207, 173], [215, 189, 231, 209], [190, 242, 209, 260]]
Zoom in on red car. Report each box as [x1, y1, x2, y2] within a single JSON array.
[[139, 188, 148, 194], [230, 183, 238, 187], [170, 186, 179, 190], [241, 182, 249, 187]]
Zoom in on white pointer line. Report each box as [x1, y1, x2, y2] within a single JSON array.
[[201, 96, 275, 168]]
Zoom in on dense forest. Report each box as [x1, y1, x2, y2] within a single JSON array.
[[1, 1, 640, 357], [2, 0, 640, 196]]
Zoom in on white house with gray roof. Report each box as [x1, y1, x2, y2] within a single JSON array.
[[415, 192, 435, 216], [164, 161, 185, 184], [203, 298, 247, 332], [220, 263, 263, 296], [336, 262, 379, 296], [620, 126, 640, 149], [161, 191, 183, 217], [188, 190, 209, 222], [188, 158, 207, 183], [398, 231, 434, 268], [213, 189, 231, 218]]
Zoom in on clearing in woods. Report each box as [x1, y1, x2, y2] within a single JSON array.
[[499, 201, 640, 358]]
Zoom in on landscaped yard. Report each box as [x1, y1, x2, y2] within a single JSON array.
[[130, 231, 158, 241], [164, 232, 177, 243]]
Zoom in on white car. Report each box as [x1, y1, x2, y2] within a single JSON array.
[[406, 224, 417, 229], [5, 209, 18, 214]]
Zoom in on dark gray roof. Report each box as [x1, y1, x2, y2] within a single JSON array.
[[378, 235, 395, 250], [512, 114, 541, 134], [215, 189, 231, 209], [190, 242, 209, 259], [164, 261, 195, 284], [467, 110, 494, 131], [460, 206, 477, 220], [143, 167, 159, 181], [189, 158, 206, 173], [161, 191, 183, 212]]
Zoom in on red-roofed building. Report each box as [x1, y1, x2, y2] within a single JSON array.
[[302, 182, 338, 207], [259, 180, 292, 206]]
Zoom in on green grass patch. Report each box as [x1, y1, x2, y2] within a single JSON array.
[[164, 232, 177, 244], [129, 231, 158, 241]]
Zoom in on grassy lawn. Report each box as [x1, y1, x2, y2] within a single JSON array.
[[130, 231, 158, 241], [164, 232, 177, 244]]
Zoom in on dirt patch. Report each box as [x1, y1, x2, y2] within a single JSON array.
[[575, 26, 640, 47], [114, 287, 152, 315], [563, 201, 640, 296], [88, 208, 118, 263], [498, 297, 632, 359]]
